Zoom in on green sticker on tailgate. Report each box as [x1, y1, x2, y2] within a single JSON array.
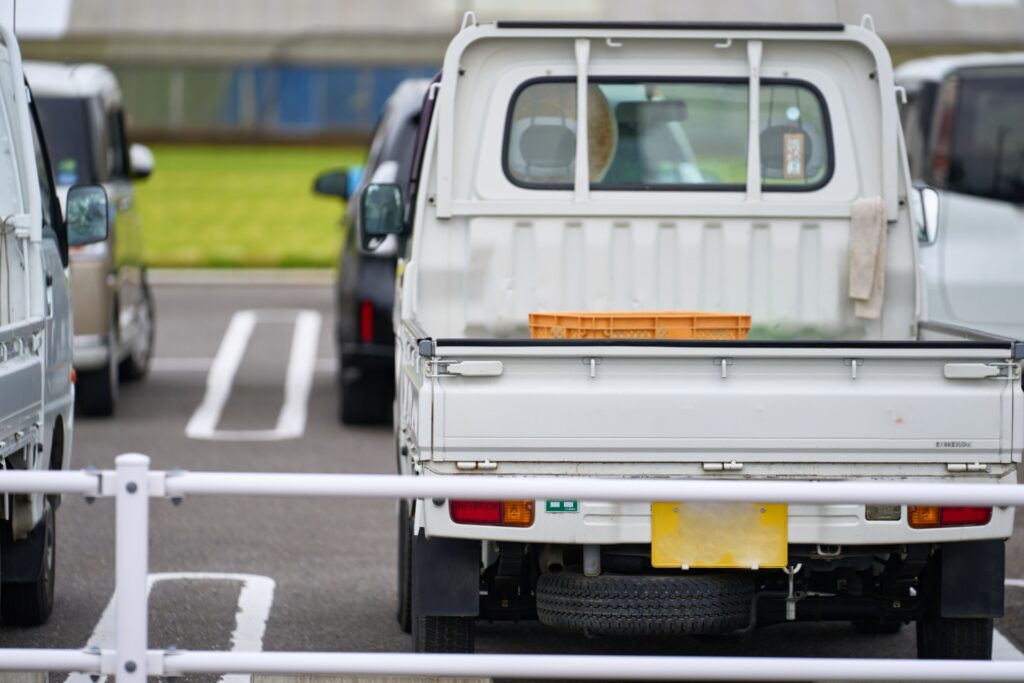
[[546, 500, 579, 513]]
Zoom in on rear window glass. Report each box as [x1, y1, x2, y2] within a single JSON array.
[[946, 70, 1024, 204], [504, 79, 831, 191], [34, 96, 96, 186]]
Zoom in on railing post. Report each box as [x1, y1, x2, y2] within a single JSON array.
[[115, 454, 150, 682]]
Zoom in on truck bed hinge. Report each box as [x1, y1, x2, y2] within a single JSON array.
[[703, 461, 744, 472], [455, 460, 498, 471], [946, 462, 989, 473]]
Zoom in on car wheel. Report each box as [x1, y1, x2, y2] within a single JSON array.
[[916, 616, 992, 659], [120, 281, 155, 382], [1, 498, 56, 626], [397, 500, 412, 633], [77, 331, 118, 417]]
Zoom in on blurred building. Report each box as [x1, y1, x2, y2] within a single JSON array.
[[11, 0, 1024, 142]]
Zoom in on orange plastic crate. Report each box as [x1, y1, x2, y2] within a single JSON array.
[[529, 311, 752, 341]]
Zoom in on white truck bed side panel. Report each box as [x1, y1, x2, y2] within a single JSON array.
[[434, 352, 1017, 465]]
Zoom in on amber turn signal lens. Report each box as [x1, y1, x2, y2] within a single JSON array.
[[501, 500, 535, 527], [909, 505, 941, 529]]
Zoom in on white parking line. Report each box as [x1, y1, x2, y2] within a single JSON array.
[[152, 356, 337, 374], [185, 310, 257, 439], [65, 572, 276, 683], [185, 309, 322, 441]]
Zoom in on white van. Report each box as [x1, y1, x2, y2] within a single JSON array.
[[0, 23, 108, 624], [897, 53, 1024, 340], [364, 19, 1021, 659]]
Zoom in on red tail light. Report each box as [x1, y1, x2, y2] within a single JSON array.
[[450, 500, 501, 525], [940, 506, 991, 527], [359, 300, 374, 343], [450, 500, 535, 527]]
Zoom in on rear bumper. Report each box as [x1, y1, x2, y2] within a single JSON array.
[[421, 469, 1016, 546]]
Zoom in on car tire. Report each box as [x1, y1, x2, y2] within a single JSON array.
[[412, 615, 475, 653], [852, 619, 903, 635], [916, 616, 992, 659], [397, 500, 412, 633], [536, 572, 754, 636], [338, 360, 389, 425], [1, 498, 56, 626], [120, 281, 155, 382], [77, 331, 118, 417]]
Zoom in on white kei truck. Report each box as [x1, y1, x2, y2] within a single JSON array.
[[0, 23, 108, 625], [355, 18, 1023, 658]]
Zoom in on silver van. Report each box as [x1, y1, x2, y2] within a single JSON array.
[[26, 61, 156, 416]]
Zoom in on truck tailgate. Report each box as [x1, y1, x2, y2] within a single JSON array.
[[428, 341, 1021, 467]]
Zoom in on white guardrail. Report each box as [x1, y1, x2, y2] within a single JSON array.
[[4, 454, 1024, 681]]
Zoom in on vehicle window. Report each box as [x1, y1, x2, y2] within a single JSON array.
[[29, 101, 68, 266], [34, 96, 97, 186], [107, 109, 129, 179], [504, 79, 831, 191], [945, 70, 1024, 203], [390, 112, 421, 194]]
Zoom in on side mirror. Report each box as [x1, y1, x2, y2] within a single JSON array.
[[66, 185, 110, 247], [359, 183, 405, 250], [129, 143, 155, 180], [313, 169, 350, 200]]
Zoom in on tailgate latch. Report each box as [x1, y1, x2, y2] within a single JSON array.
[[427, 360, 503, 378], [944, 363, 1020, 380]]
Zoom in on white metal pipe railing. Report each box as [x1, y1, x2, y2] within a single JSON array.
[[157, 652, 1024, 681], [163, 471, 1024, 507], [0, 469, 101, 495], [0, 650, 101, 672], [1, 454, 1023, 682]]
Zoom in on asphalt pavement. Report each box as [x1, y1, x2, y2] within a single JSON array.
[[1, 278, 1023, 682]]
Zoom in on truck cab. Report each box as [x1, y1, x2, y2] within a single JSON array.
[[0, 23, 109, 626]]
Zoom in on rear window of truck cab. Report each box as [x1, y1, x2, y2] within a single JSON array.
[[503, 78, 833, 191]]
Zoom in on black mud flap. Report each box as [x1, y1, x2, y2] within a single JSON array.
[[940, 540, 1004, 618], [412, 530, 479, 617]]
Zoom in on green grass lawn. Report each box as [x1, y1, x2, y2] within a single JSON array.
[[135, 145, 365, 268]]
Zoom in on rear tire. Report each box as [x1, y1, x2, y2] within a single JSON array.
[[396, 500, 412, 633], [916, 617, 992, 659], [338, 360, 390, 425], [77, 344, 118, 418], [1, 499, 56, 626], [412, 615, 475, 653], [120, 281, 155, 382]]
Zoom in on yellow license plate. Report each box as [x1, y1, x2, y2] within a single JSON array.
[[651, 502, 788, 569]]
